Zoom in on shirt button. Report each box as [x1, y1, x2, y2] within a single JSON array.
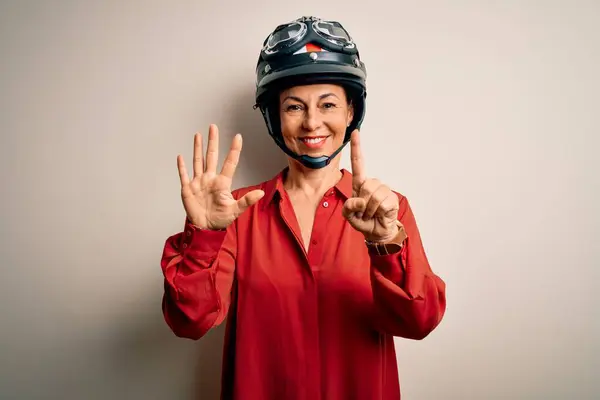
[[312, 239, 318, 245], [186, 231, 191, 236], [323, 201, 329, 208], [182, 243, 188, 249]]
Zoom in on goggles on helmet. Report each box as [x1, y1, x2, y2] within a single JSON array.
[[262, 16, 355, 57]]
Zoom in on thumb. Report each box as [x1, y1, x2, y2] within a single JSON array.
[[235, 189, 265, 216], [342, 197, 366, 220]]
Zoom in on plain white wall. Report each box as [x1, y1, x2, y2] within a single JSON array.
[[1, 1, 598, 399]]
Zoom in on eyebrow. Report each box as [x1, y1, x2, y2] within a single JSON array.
[[282, 93, 340, 103]]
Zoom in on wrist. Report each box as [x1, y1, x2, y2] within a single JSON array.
[[186, 217, 227, 231], [364, 221, 407, 256], [364, 223, 400, 244]]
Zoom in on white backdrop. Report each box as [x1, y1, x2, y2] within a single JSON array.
[[1, 1, 598, 399]]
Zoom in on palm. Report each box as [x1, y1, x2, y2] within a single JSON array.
[[182, 173, 235, 230], [178, 125, 264, 230]]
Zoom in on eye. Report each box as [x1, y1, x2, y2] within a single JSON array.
[[322, 102, 337, 109], [285, 104, 303, 112]]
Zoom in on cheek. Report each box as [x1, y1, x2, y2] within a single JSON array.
[[330, 115, 350, 139], [280, 115, 301, 142]]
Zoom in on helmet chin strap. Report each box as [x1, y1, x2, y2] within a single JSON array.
[[272, 135, 350, 169]]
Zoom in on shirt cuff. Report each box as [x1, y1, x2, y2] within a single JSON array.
[[181, 219, 227, 255]]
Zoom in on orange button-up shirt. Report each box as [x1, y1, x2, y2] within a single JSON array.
[[161, 168, 446, 400]]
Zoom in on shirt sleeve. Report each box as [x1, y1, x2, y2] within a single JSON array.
[[370, 195, 447, 339], [160, 214, 237, 340]]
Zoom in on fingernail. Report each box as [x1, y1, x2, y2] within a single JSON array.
[[356, 212, 363, 219]]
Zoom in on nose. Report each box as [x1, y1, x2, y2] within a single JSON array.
[[302, 105, 323, 132]]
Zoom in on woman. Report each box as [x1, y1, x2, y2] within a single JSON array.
[[161, 16, 446, 400]]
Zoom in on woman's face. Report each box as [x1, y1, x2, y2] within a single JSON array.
[[279, 83, 354, 160]]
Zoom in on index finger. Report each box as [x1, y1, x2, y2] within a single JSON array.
[[177, 155, 190, 186], [350, 130, 366, 186]]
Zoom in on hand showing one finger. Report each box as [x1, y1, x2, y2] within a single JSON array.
[[342, 130, 399, 242]]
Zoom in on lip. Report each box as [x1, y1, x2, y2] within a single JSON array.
[[298, 135, 329, 149]]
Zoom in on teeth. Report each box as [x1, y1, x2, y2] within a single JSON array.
[[303, 137, 325, 144]]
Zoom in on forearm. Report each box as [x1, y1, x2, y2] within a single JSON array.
[[369, 196, 447, 339], [161, 220, 235, 339], [370, 245, 446, 339]]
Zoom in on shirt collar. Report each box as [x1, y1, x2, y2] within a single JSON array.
[[261, 167, 354, 210], [262, 168, 286, 208], [334, 168, 353, 199]]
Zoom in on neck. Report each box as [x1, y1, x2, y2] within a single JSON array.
[[283, 156, 343, 197]]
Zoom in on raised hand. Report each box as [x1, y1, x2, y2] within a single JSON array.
[[342, 130, 400, 243], [177, 124, 265, 230]]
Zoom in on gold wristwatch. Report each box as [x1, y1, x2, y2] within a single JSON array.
[[365, 220, 407, 256]]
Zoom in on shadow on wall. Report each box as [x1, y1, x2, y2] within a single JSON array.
[[171, 84, 284, 400], [192, 83, 286, 399], [199, 82, 287, 398], [223, 81, 288, 190], [105, 84, 286, 400]]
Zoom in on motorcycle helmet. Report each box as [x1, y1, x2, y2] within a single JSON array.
[[254, 16, 367, 169]]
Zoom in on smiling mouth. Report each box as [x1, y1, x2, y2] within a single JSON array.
[[299, 136, 328, 144]]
